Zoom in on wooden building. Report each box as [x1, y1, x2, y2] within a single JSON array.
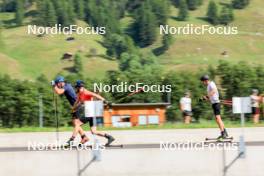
[[100, 103, 170, 127]]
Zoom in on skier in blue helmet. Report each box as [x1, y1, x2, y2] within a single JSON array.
[[51, 76, 88, 146]]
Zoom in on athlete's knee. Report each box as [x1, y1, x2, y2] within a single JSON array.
[[72, 119, 81, 127]]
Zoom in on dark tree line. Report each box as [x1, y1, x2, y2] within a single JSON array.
[[1, 61, 263, 127]]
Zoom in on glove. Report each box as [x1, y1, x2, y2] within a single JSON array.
[[51, 80, 55, 86]]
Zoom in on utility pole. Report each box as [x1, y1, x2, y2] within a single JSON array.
[[39, 94, 43, 128]]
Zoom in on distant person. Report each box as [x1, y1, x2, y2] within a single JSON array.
[[200, 75, 229, 140], [51, 76, 87, 146], [250, 89, 261, 124], [180, 92, 192, 124], [72, 80, 115, 146]]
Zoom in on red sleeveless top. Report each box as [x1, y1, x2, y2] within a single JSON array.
[[78, 90, 93, 102]]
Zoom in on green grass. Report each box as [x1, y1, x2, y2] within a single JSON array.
[[0, 19, 118, 80], [1, 120, 264, 133], [0, 0, 264, 79], [156, 0, 264, 72]]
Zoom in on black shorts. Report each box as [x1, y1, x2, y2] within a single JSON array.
[[71, 105, 84, 119], [212, 103, 221, 116], [252, 107, 260, 115], [183, 110, 192, 116], [79, 117, 94, 127]]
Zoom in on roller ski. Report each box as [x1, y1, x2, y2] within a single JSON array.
[[205, 129, 233, 143]]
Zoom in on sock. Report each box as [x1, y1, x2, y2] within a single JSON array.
[[81, 135, 86, 139], [70, 136, 75, 140]]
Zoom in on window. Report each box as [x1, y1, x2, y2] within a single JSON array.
[[138, 115, 147, 125], [111, 115, 131, 127], [148, 115, 159, 124]]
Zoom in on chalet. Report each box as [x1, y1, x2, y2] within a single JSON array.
[[97, 103, 170, 127]]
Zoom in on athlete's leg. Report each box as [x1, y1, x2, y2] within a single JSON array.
[[215, 115, 225, 131], [253, 114, 260, 124], [89, 118, 115, 145], [73, 119, 86, 136], [90, 126, 105, 137], [184, 116, 191, 124]]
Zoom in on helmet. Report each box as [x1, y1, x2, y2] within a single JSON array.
[[252, 89, 259, 94], [55, 76, 65, 84], [75, 80, 85, 88], [200, 75, 210, 81]]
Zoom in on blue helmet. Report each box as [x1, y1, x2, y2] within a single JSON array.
[[75, 80, 85, 88], [55, 76, 65, 84]]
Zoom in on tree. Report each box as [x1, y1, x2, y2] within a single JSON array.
[[73, 53, 83, 75], [219, 6, 234, 25], [45, 0, 57, 26], [74, 0, 85, 20], [37, 0, 57, 26], [187, 0, 198, 10], [15, 0, 24, 25], [178, 0, 189, 21], [52, 0, 70, 26], [104, 34, 137, 59], [85, 0, 121, 34], [132, 1, 158, 47], [162, 34, 173, 51], [151, 0, 170, 25], [171, 0, 180, 7], [232, 0, 250, 9], [206, 0, 219, 25], [2, 0, 17, 12], [66, 0, 76, 25]]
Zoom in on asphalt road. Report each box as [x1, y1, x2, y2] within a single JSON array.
[[0, 128, 264, 176]]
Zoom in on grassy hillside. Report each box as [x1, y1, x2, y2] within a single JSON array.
[[157, 0, 264, 72], [0, 14, 118, 80], [0, 0, 263, 80]]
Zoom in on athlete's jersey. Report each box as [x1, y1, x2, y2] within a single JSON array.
[[78, 89, 93, 103], [207, 81, 220, 104], [180, 97, 192, 111], [250, 95, 260, 107], [63, 83, 77, 106]]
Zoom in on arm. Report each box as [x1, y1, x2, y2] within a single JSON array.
[[179, 98, 184, 111], [208, 88, 217, 98], [86, 90, 105, 101], [54, 85, 65, 95], [180, 103, 184, 111]]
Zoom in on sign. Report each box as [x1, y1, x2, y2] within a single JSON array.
[[232, 97, 252, 114], [84, 101, 104, 117]]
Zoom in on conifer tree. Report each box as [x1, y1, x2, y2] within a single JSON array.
[[178, 0, 189, 21], [133, 1, 157, 47], [15, 0, 24, 25], [187, 0, 198, 10], [74, 0, 85, 20], [219, 6, 234, 25], [207, 0, 219, 25], [45, 0, 57, 26]]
